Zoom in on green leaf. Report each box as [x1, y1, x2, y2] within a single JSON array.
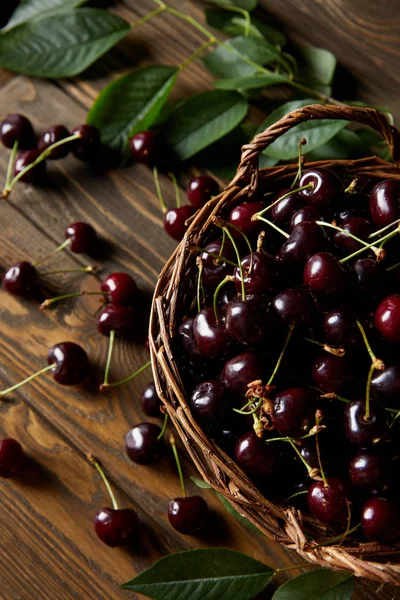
[[163, 90, 248, 160], [205, 8, 286, 45], [87, 66, 178, 157], [205, 0, 258, 10], [203, 36, 281, 79], [257, 99, 348, 160], [272, 569, 354, 600], [121, 548, 274, 600], [298, 46, 337, 85], [355, 127, 391, 160], [216, 493, 260, 533], [258, 154, 279, 168], [190, 476, 212, 489], [193, 125, 247, 180], [0, 8, 130, 78], [215, 73, 289, 90], [2, 0, 85, 31]]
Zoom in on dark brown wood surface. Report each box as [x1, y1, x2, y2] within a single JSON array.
[[0, 1, 399, 598]]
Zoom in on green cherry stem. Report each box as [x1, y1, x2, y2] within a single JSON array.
[[131, 4, 166, 29], [40, 291, 105, 310], [40, 265, 97, 276], [255, 182, 313, 218], [170, 434, 186, 498], [179, 39, 216, 70], [368, 218, 400, 239], [316, 221, 381, 257], [356, 320, 385, 370], [225, 222, 253, 257], [365, 363, 375, 422], [157, 412, 169, 440], [267, 324, 295, 386], [169, 172, 181, 208], [153, 166, 167, 213], [100, 360, 151, 392], [288, 440, 317, 477], [322, 392, 400, 417], [0, 363, 54, 397], [314, 410, 328, 487], [339, 229, 398, 264], [303, 337, 345, 357], [102, 329, 116, 389], [253, 215, 290, 239], [222, 226, 245, 301], [87, 454, 119, 510], [213, 275, 233, 321], [196, 257, 204, 314], [233, 398, 263, 416], [190, 245, 238, 268], [4, 140, 19, 192], [32, 239, 71, 267], [291, 138, 307, 188], [388, 261, 400, 272]]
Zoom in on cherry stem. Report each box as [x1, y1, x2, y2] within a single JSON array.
[[356, 320, 384, 370], [4, 133, 81, 194], [365, 363, 375, 421], [223, 227, 245, 301], [179, 39, 216, 70], [131, 4, 166, 29], [291, 138, 306, 188], [314, 411, 328, 487], [267, 324, 295, 386], [100, 360, 151, 391], [322, 392, 400, 417], [256, 182, 313, 218], [102, 329, 116, 389], [225, 222, 253, 257], [252, 412, 263, 437], [168, 172, 181, 208], [40, 291, 105, 310], [196, 258, 204, 314], [4, 140, 19, 192], [288, 440, 315, 477], [254, 215, 290, 239], [311, 523, 360, 549], [190, 246, 238, 267], [284, 489, 308, 503], [213, 275, 232, 321], [32, 239, 71, 267], [40, 265, 97, 276], [87, 454, 119, 511], [170, 434, 186, 498], [303, 337, 345, 357], [316, 221, 380, 255], [0, 363, 54, 397], [387, 261, 400, 272], [233, 398, 262, 415], [344, 178, 359, 193], [153, 166, 167, 213], [157, 413, 169, 440], [339, 229, 397, 264], [219, 229, 227, 259], [369, 218, 400, 239]]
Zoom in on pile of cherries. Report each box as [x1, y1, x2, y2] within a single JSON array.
[[173, 168, 400, 545]]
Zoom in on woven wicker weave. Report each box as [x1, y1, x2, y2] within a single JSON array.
[[149, 104, 400, 584]]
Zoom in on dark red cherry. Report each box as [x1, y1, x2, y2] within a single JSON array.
[[0, 439, 26, 478], [233, 251, 281, 296], [270, 189, 303, 226], [361, 497, 400, 543], [335, 192, 369, 222], [190, 380, 228, 422], [94, 507, 139, 547], [140, 382, 161, 417], [38, 125, 70, 159], [272, 388, 316, 438], [369, 179, 400, 228], [168, 496, 208, 535], [129, 130, 159, 165], [352, 258, 388, 300], [201, 239, 235, 288], [224, 297, 267, 346], [14, 149, 46, 184], [235, 431, 277, 479], [71, 124, 101, 162], [0, 113, 35, 149], [323, 307, 357, 347], [343, 398, 388, 447], [125, 422, 165, 465], [304, 252, 347, 298], [307, 477, 349, 530], [96, 304, 135, 337], [187, 175, 219, 208], [164, 205, 196, 241], [312, 354, 354, 394], [47, 342, 89, 386], [222, 351, 262, 396], [272, 288, 313, 326], [349, 450, 392, 493], [299, 168, 342, 206], [65, 222, 98, 254], [227, 201, 264, 239], [3, 261, 37, 297], [333, 218, 372, 254], [278, 221, 329, 265], [375, 295, 400, 343], [371, 363, 400, 405], [193, 307, 232, 360], [100, 273, 138, 306], [178, 317, 204, 365], [290, 205, 327, 231]]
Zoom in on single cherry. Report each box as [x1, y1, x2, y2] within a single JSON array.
[[371, 363, 400, 405], [224, 297, 267, 346], [349, 450, 392, 493], [3, 261, 38, 297], [178, 317, 204, 366], [38, 125, 70, 159], [100, 272, 138, 306], [323, 307, 357, 347], [333, 217, 372, 255], [190, 380, 228, 422], [290, 205, 327, 231], [235, 431, 277, 479], [369, 179, 400, 228], [233, 251, 281, 296], [0, 113, 35, 149], [71, 124, 101, 162], [227, 201, 264, 239], [270, 189, 303, 226], [361, 497, 400, 543], [129, 130, 159, 165], [164, 205, 196, 241], [375, 295, 400, 343], [201, 239, 235, 288], [272, 388, 316, 438], [168, 496, 209, 535], [272, 288, 314, 326], [140, 382, 161, 417], [14, 149, 46, 184], [125, 423, 165, 465], [193, 307, 232, 360], [47, 342, 89, 385], [299, 168, 342, 206], [353, 258, 388, 300], [303, 252, 347, 299], [312, 354, 355, 394], [307, 476, 350, 530], [278, 221, 329, 265], [0, 439, 26, 478], [65, 222, 98, 254], [187, 175, 219, 208], [96, 305, 135, 337], [343, 398, 388, 447], [222, 351, 262, 396]]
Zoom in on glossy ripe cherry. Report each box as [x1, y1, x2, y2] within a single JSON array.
[[125, 423, 165, 465], [14, 149, 46, 184], [3, 261, 38, 297], [94, 507, 139, 547], [0, 439, 26, 478], [65, 222, 98, 254], [193, 307, 232, 360], [96, 304, 135, 337], [38, 125, 70, 159], [272, 288, 313, 326], [272, 388, 316, 438], [299, 168, 342, 206], [201, 239, 235, 288], [164, 205, 196, 241], [323, 307, 357, 347], [333, 217, 372, 254], [304, 252, 347, 298], [224, 297, 267, 346], [71, 124, 100, 162], [168, 496, 208, 535], [343, 398, 388, 447], [129, 130, 159, 165], [312, 354, 354, 394], [375, 295, 400, 343], [278, 221, 329, 265], [233, 251, 281, 296], [100, 272, 138, 306], [307, 477, 349, 530], [369, 179, 400, 228], [178, 317, 204, 365], [235, 432, 277, 479], [361, 497, 400, 543], [349, 450, 392, 493], [290, 205, 326, 231], [222, 351, 262, 396], [187, 175, 219, 208], [190, 380, 228, 422], [48, 342, 89, 385], [371, 363, 400, 405], [140, 382, 161, 417], [353, 258, 388, 300], [227, 201, 264, 239], [0, 113, 35, 149], [270, 189, 303, 226]]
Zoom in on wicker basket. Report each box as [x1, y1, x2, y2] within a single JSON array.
[[149, 104, 400, 584]]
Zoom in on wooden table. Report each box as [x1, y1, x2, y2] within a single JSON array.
[[0, 1, 398, 598]]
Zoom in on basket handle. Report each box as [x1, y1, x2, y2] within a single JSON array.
[[231, 103, 400, 194]]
